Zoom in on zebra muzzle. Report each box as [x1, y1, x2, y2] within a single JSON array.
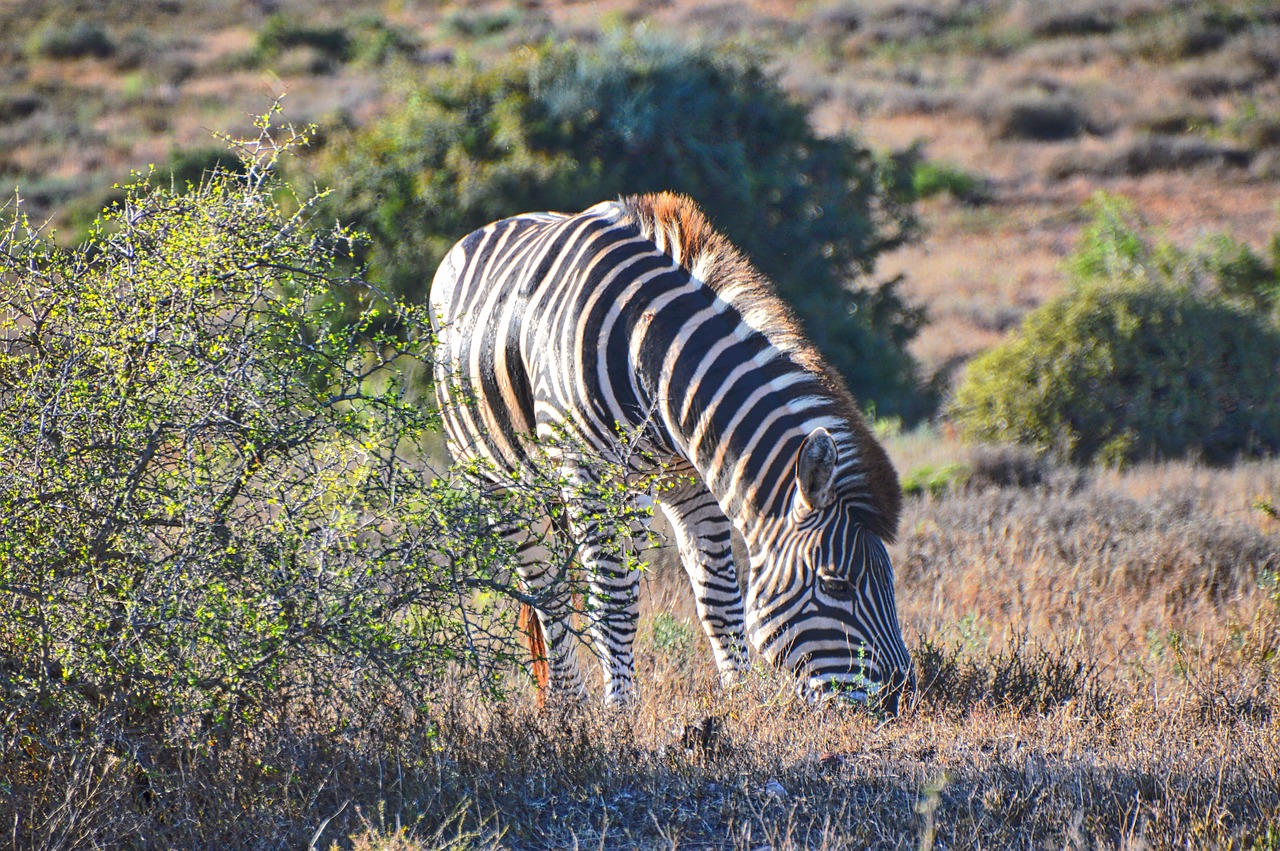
[[800, 667, 912, 715]]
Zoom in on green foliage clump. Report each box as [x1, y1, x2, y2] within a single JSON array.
[[912, 159, 989, 203], [252, 13, 418, 68], [950, 195, 1280, 465], [0, 109, 642, 740], [442, 6, 525, 38], [26, 20, 115, 60], [312, 35, 929, 419], [902, 462, 971, 497], [253, 14, 351, 63]]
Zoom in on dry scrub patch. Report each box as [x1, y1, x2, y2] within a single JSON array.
[[7, 457, 1280, 848], [8, 663, 1279, 849]]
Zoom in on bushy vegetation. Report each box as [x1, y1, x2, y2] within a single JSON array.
[[312, 34, 930, 419], [24, 19, 115, 60], [987, 91, 1089, 141], [251, 12, 419, 69], [950, 195, 1280, 465], [911, 159, 989, 203], [3, 115, 434, 730], [0, 114, 667, 844]]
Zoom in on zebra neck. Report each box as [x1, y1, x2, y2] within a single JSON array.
[[701, 417, 859, 553], [645, 343, 857, 550], [620, 256, 864, 551]]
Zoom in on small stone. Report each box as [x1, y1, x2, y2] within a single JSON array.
[[762, 779, 787, 801]]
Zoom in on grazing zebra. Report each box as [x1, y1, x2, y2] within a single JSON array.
[[429, 192, 913, 710]]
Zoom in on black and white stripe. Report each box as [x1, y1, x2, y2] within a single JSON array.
[[429, 194, 913, 708]]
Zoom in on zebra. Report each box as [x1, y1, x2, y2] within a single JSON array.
[[429, 192, 914, 710]]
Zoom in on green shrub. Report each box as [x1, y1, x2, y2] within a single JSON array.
[[950, 196, 1280, 465], [1200, 232, 1280, 319], [345, 14, 421, 65], [0, 109, 646, 739], [253, 13, 350, 63], [912, 159, 989, 203], [26, 20, 115, 59], [441, 5, 524, 38], [251, 13, 416, 68], [312, 34, 929, 419]]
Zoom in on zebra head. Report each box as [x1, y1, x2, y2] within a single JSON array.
[[744, 427, 914, 713]]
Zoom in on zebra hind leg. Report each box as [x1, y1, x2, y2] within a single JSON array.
[[508, 517, 587, 704]]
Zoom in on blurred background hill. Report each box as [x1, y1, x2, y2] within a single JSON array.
[[5, 0, 1278, 407]]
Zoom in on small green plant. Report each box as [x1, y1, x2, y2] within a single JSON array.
[[648, 612, 696, 657], [912, 160, 988, 203], [1255, 496, 1279, 522], [902, 463, 970, 497]]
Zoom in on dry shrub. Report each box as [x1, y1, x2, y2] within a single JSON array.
[[1049, 134, 1252, 177], [1018, 35, 1108, 66], [1222, 24, 1280, 76], [880, 84, 961, 116], [1133, 106, 1217, 136], [1133, 9, 1234, 61], [0, 91, 42, 122], [914, 631, 1114, 716], [982, 90, 1090, 140], [861, 5, 942, 45], [963, 442, 1058, 490], [1014, 1, 1123, 38], [894, 478, 1279, 698], [678, 3, 775, 41], [809, 1, 864, 37], [1178, 60, 1263, 97]]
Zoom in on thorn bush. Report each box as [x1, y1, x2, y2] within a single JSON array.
[[0, 105, 652, 746]]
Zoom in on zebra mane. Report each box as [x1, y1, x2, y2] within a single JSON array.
[[615, 192, 901, 541]]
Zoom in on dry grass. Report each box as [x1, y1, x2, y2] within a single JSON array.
[[6, 451, 1280, 849]]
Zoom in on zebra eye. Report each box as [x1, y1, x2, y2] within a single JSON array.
[[819, 574, 855, 600]]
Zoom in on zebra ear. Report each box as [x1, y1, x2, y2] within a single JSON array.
[[795, 427, 838, 513]]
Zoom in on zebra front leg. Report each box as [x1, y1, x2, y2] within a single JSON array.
[[657, 486, 750, 685]]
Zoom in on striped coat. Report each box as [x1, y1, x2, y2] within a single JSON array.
[[430, 193, 913, 709]]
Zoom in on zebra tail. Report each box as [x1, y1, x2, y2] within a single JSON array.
[[517, 602, 550, 705]]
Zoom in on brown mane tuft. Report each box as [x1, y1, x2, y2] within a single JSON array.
[[615, 192, 901, 539]]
